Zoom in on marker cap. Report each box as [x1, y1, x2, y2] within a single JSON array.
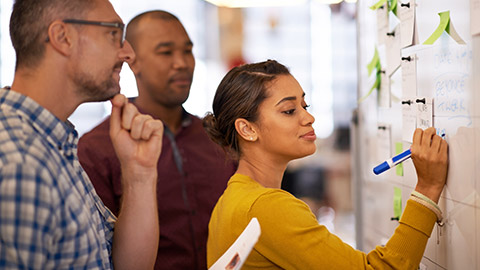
[[373, 161, 390, 175]]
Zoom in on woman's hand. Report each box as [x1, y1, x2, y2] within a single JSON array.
[[411, 127, 449, 203]]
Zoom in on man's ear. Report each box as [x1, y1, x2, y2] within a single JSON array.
[[235, 118, 258, 142], [46, 20, 74, 56]]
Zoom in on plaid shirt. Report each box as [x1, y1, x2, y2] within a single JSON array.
[[0, 88, 116, 269]]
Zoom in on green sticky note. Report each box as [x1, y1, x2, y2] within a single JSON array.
[[370, 0, 387, 10], [423, 11, 450, 45], [388, 0, 398, 15], [367, 48, 380, 76], [395, 142, 404, 176], [393, 187, 402, 218]]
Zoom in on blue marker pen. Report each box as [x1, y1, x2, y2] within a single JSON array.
[[373, 149, 411, 175]]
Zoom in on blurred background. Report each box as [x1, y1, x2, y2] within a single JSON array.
[[0, 0, 358, 247]]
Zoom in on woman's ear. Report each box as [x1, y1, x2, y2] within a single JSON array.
[[235, 118, 257, 142]]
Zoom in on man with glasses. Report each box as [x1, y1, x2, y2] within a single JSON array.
[[0, 0, 163, 269], [78, 10, 236, 269]]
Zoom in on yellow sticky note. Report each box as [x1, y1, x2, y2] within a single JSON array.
[[395, 142, 404, 176], [393, 187, 402, 219]]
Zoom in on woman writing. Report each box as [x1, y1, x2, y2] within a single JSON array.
[[204, 60, 448, 269]]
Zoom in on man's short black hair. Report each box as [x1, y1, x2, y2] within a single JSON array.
[[125, 10, 181, 51]]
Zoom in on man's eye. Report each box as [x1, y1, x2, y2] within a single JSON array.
[[110, 30, 121, 42]]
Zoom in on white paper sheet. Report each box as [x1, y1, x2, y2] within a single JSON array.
[[209, 218, 261, 270], [416, 97, 433, 129], [377, 124, 392, 161], [377, 5, 389, 44], [402, 98, 416, 142], [401, 54, 417, 97], [379, 72, 391, 108], [386, 26, 402, 76], [472, 0, 480, 36], [399, 0, 416, 48]]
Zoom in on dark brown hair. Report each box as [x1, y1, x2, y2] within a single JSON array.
[[203, 60, 290, 159], [10, 0, 95, 70]]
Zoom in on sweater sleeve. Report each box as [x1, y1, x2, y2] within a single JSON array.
[[248, 191, 436, 269]]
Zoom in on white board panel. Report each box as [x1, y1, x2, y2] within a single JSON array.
[[356, 0, 479, 268]]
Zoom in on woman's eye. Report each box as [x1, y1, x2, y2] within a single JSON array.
[[283, 109, 295, 115], [303, 104, 310, 110]]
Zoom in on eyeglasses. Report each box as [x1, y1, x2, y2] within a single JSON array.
[[47, 19, 126, 47]]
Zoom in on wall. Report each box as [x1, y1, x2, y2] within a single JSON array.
[[355, 0, 479, 269]]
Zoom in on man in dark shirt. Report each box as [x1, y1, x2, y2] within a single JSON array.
[[78, 10, 236, 270]]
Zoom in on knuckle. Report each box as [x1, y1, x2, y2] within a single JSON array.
[[126, 103, 137, 111], [132, 114, 147, 126]]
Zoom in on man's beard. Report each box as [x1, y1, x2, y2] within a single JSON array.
[[74, 64, 122, 102]]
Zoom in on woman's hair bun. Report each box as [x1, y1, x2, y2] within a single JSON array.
[[203, 112, 226, 148]]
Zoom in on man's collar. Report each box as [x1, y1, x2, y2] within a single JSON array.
[[180, 108, 192, 127]]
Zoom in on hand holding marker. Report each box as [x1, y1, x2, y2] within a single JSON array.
[[373, 133, 445, 175]]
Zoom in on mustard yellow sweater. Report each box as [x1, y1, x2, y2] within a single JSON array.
[[207, 174, 437, 269]]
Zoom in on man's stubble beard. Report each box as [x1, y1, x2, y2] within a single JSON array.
[[73, 65, 121, 102]]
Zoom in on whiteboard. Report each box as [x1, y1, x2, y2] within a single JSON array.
[[355, 0, 480, 269]]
